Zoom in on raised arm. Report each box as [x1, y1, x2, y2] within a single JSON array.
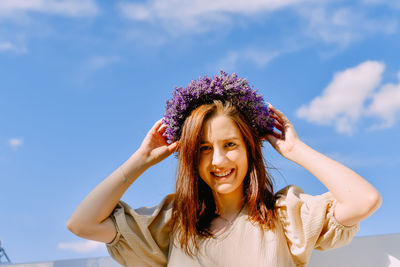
[[265, 105, 382, 227], [67, 120, 178, 243]]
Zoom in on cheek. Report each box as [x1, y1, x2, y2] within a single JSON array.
[[228, 150, 248, 166], [230, 151, 248, 179], [198, 156, 209, 177], [198, 158, 213, 188]]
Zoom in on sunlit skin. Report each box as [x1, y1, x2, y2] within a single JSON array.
[[198, 114, 248, 225]]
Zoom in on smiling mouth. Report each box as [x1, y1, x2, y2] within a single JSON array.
[[211, 169, 234, 179]]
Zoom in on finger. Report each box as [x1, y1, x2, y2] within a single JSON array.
[[274, 120, 283, 132], [168, 141, 179, 153], [275, 117, 292, 136], [265, 134, 279, 148], [158, 123, 168, 134], [271, 106, 290, 123], [151, 119, 164, 133], [270, 114, 284, 125], [267, 103, 275, 114], [265, 129, 282, 140], [272, 130, 282, 139], [273, 111, 293, 131], [268, 104, 283, 117], [264, 134, 275, 143]]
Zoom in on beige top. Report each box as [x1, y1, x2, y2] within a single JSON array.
[[106, 185, 359, 267]]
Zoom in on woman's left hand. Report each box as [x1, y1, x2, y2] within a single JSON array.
[[265, 105, 381, 227], [264, 104, 302, 159]]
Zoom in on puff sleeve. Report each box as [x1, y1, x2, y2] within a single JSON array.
[[106, 194, 175, 267], [275, 185, 359, 266]]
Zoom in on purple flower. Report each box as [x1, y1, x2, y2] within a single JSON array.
[[163, 71, 274, 142]]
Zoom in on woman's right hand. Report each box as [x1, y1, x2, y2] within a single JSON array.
[[137, 119, 178, 168], [67, 119, 178, 244]]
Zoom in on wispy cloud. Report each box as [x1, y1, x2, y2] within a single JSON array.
[[8, 138, 24, 149], [0, 41, 26, 54], [298, 6, 397, 49], [116, 1, 398, 51], [118, 0, 303, 22], [0, 0, 100, 55], [58, 240, 105, 253], [117, 0, 304, 34], [0, 42, 18, 52], [361, 0, 400, 10], [84, 56, 119, 73], [296, 61, 385, 134], [0, 0, 99, 19], [215, 48, 282, 72], [366, 72, 400, 129], [326, 152, 400, 168], [77, 55, 120, 84]]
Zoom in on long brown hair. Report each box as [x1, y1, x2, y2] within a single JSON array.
[[171, 100, 275, 256]]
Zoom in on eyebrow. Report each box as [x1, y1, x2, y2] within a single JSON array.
[[200, 137, 241, 144]]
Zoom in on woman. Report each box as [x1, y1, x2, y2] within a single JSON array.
[[67, 72, 381, 267]]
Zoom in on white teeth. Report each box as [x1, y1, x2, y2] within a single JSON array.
[[213, 170, 232, 177]]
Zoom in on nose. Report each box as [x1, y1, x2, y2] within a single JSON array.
[[212, 147, 228, 167]]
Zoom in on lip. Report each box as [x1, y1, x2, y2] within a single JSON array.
[[211, 168, 234, 180]]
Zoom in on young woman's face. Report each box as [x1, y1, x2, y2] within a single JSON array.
[[198, 114, 248, 197]]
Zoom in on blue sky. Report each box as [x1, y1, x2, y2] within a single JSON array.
[[1, 0, 400, 264]]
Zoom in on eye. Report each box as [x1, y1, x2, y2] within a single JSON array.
[[200, 145, 212, 152], [225, 142, 236, 148]]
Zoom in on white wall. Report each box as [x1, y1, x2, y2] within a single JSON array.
[[309, 233, 400, 267]]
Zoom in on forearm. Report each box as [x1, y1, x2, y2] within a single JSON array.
[[287, 141, 381, 224], [266, 104, 381, 225], [67, 150, 149, 232]]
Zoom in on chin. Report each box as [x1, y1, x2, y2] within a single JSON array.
[[213, 184, 241, 195]]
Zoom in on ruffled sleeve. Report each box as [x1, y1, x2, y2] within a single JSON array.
[[106, 194, 175, 267], [275, 185, 359, 266]]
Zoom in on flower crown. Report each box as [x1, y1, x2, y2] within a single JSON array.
[[163, 71, 274, 142]]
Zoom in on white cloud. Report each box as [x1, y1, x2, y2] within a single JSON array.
[[366, 72, 400, 129], [8, 138, 24, 148], [298, 6, 398, 48], [58, 240, 105, 253], [296, 61, 385, 134], [0, 0, 99, 18], [118, 0, 304, 33], [0, 1, 99, 55], [119, 0, 303, 20], [116, 0, 399, 48], [215, 48, 281, 72]]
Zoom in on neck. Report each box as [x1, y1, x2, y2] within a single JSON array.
[[213, 188, 244, 219]]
